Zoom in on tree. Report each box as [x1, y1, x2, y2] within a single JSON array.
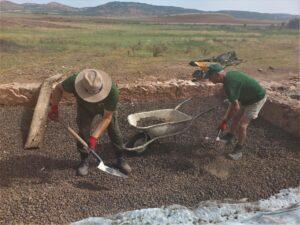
[[287, 18, 300, 29]]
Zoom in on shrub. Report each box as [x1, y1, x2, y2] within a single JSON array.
[[152, 43, 167, 57], [185, 46, 193, 54], [287, 18, 300, 29], [128, 41, 143, 56]]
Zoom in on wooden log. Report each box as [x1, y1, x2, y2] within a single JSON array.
[[24, 74, 63, 149]]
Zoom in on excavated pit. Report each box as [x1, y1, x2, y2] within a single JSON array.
[[0, 97, 299, 224]]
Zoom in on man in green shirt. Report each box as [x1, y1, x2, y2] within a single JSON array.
[[196, 64, 267, 160], [48, 69, 131, 176]]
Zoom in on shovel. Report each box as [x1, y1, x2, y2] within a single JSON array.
[[216, 129, 222, 141], [205, 129, 222, 142], [60, 121, 128, 179]]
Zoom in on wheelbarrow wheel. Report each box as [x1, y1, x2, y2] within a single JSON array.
[[125, 132, 151, 156]]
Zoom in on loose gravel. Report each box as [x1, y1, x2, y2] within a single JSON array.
[[137, 117, 167, 127], [0, 97, 299, 224]]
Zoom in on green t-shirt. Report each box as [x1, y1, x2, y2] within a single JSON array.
[[224, 71, 265, 106], [61, 73, 119, 113]]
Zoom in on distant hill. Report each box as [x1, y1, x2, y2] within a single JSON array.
[[0, 0, 23, 11], [80, 1, 200, 17], [0, 1, 299, 20], [217, 10, 298, 21], [23, 2, 77, 13], [0, 1, 199, 16], [144, 13, 278, 25], [0, 1, 78, 14]]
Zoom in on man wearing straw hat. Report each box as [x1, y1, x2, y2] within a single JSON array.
[[48, 69, 131, 176]]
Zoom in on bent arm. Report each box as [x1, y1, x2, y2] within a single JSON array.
[[224, 100, 240, 121], [92, 110, 113, 139], [50, 83, 64, 106]]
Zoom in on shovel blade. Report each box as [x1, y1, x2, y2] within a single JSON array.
[[97, 162, 128, 178]]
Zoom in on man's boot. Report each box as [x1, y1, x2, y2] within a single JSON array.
[[77, 153, 90, 176], [228, 143, 243, 160], [115, 157, 132, 175]]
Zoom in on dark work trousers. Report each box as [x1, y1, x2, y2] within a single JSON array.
[[76, 104, 124, 161]]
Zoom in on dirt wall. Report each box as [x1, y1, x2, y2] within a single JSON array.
[[261, 96, 300, 137], [0, 79, 299, 138], [0, 82, 40, 106], [0, 79, 224, 105]]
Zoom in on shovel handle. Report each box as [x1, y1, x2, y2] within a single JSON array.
[[90, 150, 103, 162], [66, 126, 103, 163], [56, 119, 89, 149], [67, 126, 89, 149], [216, 129, 222, 141]]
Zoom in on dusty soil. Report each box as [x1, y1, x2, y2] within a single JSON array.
[[0, 58, 297, 84], [0, 17, 78, 29], [137, 117, 167, 127], [0, 97, 299, 224]]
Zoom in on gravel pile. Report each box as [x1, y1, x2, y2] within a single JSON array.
[[0, 97, 299, 224], [137, 117, 167, 127]]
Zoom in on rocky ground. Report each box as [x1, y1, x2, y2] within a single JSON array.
[[0, 97, 299, 224]]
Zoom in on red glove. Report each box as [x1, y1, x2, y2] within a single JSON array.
[[89, 136, 97, 150], [48, 105, 58, 121], [218, 120, 228, 131]]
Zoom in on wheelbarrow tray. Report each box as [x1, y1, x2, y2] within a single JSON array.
[[127, 109, 192, 138]]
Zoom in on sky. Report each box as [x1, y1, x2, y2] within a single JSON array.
[[6, 0, 300, 15]]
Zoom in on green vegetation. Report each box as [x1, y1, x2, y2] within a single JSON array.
[[0, 14, 299, 83]]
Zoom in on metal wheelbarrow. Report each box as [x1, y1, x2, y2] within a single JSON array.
[[124, 98, 215, 153]]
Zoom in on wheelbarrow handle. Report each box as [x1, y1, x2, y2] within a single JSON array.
[[192, 98, 229, 120], [174, 98, 192, 110], [193, 106, 216, 120]]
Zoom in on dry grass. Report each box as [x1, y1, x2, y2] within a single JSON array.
[[0, 14, 299, 84]]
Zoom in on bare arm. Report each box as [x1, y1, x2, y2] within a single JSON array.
[[50, 83, 64, 106], [92, 110, 113, 139], [224, 100, 240, 121]]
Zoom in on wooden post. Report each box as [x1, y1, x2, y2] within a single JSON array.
[[24, 74, 63, 149]]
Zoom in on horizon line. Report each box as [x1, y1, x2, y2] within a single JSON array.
[[2, 0, 300, 15]]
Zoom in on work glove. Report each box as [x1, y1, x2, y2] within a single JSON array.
[[218, 120, 228, 131], [89, 136, 97, 151], [48, 105, 58, 121]]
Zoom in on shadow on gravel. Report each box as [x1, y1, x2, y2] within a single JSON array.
[[20, 107, 34, 146], [0, 154, 77, 187], [165, 158, 197, 172], [73, 181, 110, 191], [138, 140, 215, 157], [128, 140, 201, 158]]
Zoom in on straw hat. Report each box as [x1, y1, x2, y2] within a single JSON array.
[[75, 69, 112, 103]]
